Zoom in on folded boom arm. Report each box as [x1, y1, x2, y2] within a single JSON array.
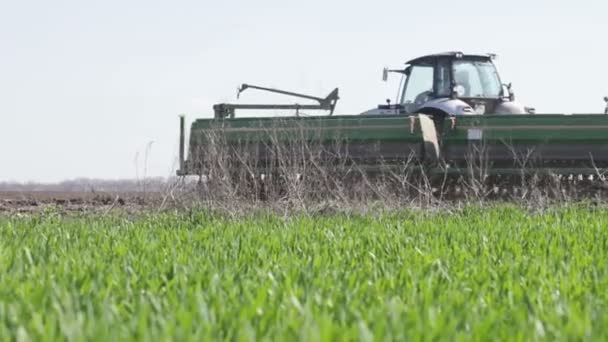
[[213, 84, 339, 119]]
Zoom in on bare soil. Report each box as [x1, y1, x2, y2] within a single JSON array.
[[0, 190, 167, 215]]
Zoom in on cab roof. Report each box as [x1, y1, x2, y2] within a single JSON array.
[[405, 52, 495, 65]]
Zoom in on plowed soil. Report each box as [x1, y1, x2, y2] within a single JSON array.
[[0, 191, 166, 214]]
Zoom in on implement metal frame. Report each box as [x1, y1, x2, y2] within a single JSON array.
[[213, 84, 340, 119]]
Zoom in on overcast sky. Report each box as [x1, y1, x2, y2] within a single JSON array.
[[1, 0, 606, 183]]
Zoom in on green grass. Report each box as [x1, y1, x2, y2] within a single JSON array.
[[1, 206, 607, 341]]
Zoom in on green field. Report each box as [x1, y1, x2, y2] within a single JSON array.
[[1, 206, 607, 341]]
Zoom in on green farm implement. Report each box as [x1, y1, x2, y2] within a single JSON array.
[[177, 52, 608, 192]]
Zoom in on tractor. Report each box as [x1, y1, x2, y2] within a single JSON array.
[[362, 52, 534, 116]]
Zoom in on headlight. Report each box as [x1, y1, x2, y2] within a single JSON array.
[[458, 105, 474, 114]]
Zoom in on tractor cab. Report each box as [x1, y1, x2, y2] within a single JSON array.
[[362, 52, 532, 116]]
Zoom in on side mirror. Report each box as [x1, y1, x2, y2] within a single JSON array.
[[501, 84, 508, 99], [502, 83, 515, 101], [604, 96, 608, 114], [383, 67, 410, 81]]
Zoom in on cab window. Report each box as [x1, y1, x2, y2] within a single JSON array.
[[401, 65, 433, 104], [453, 60, 501, 98]]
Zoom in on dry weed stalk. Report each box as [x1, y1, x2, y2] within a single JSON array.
[[162, 120, 606, 214]]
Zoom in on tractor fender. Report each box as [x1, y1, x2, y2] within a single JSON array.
[[494, 101, 528, 114], [418, 98, 474, 116], [360, 98, 478, 116]]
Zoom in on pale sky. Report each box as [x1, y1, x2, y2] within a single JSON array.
[[1, 0, 606, 182]]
